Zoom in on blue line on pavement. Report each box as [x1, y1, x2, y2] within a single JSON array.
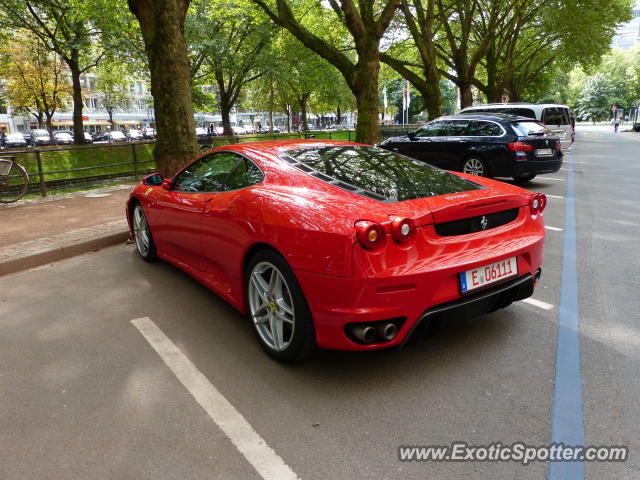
[[548, 150, 585, 479]]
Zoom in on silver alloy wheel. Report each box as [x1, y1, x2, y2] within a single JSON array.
[[248, 261, 295, 352], [463, 157, 485, 176], [133, 205, 150, 257]]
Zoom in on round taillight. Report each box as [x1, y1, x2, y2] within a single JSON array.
[[390, 217, 416, 243], [355, 220, 385, 250], [530, 193, 547, 215]]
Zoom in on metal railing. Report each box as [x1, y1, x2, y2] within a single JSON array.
[[0, 141, 156, 197], [0, 126, 418, 198]]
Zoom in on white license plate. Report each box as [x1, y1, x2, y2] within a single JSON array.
[[459, 257, 517, 293], [535, 148, 553, 156]]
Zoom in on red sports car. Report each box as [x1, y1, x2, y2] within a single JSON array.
[[126, 140, 546, 362]]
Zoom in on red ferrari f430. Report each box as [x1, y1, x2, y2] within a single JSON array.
[[127, 140, 546, 362]]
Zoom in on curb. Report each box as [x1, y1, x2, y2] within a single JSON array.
[[0, 222, 130, 277]]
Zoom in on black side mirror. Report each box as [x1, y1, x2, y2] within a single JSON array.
[[407, 131, 416, 140], [143, 173, 164, 186]]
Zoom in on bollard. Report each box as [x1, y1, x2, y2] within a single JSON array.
[[35, 149, 47, 197]]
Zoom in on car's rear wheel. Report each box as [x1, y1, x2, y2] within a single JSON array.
[[513, 172, 537, 182], [462, 156, 488, 177], [132, 203, 157, 262], [246, 249, 315, 362]]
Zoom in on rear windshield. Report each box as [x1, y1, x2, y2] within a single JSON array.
[[283, 145, 481, 202], [542, 107, 570, 125], [510, 121, 551, 137], [467, 107, 536, 118]]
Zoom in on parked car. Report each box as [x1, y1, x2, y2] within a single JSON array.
[[142, 128, 156, 139], [127, 129, 144, 141], [378, 114, 563, 182], [83, 132, 94, 144], [30, 129, 51, 146], [22, 133, 32, 146], [4, 133, 27, 148], [195, 127, 210, 139], [257, 126, 281, 134], [127, 139, 547, 362], [94, 131, 128, 143], [53, 131, 74, 145], [459, 103, 573, 151], [232, 126, 247, 135]]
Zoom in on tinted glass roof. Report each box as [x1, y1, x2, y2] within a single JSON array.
[[282, 145, 482, 203]]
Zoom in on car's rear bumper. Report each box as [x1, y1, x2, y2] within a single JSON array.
[[295, 223, 544, 351], [510, 156, 563, 177]]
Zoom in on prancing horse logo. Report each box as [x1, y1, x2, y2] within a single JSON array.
[[480, 216, 488, 230]]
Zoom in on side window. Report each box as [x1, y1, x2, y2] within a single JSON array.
[[441, 120, 470, 136], [173, 152, 240, 192], [470, 121, 504, 136], [226, 158, 264, 190], [415, 121, 445, 137]]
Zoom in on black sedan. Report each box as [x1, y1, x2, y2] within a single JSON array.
[[378, 114, 563, 181]]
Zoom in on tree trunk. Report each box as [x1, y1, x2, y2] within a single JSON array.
[[299, 94, 309, 133], [128, 0, 200, 177], [423, 74, 442, 120], [268, 81, 274, 133], [45, 113, 54, 137], [336, 105, 341, 125], [69, 61, 85, 145], [351, 54, 381, 144], [459, 82, 473, 108], [220, 96, 233, 136]]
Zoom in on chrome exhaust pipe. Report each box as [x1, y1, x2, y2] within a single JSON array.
[[350, 324, 376, 344], [376, 323, 398, 341]]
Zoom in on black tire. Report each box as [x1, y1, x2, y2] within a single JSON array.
[[461, 156, 489, 177], [513, 172, 537, 183], [245, 249, 316, 362], [0, 161, 29, 203], [132, 203, 157, 262]]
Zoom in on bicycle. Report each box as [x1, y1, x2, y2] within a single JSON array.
[[0, 156, 29, 203]]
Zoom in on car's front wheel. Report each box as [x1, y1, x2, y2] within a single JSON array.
[[462, 156, 489, 177], [246, 249, 315, 362], [132, 203, 157, 262]]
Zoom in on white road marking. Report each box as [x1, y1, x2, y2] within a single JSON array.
[[545, 226, 564, 232], [540, 177, 566, 181], [546, 194, 564, 199], [522, 298, 555, 310], [131, 317, 298, 480]]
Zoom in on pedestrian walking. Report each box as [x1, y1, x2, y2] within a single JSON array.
[[614, 116, 620, 133]]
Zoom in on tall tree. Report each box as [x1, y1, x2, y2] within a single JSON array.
[[0, 0, 109, 143], [94, 57, 132, 125], [252, 0, 402, 144], [187, 0, 273, 135], [380, 0, 442, 119], [0, 32, 71, 133], [127, 0, 200, 176]]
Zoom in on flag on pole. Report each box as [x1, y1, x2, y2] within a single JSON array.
[[402, 85, 406, 113], [406, 82, 411, 109], [383, 86, 388, 110]]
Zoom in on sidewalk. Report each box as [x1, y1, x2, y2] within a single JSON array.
[[0, 184, 133, 276]]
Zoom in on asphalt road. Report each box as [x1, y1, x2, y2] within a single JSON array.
[[1, 126, 638, 480]]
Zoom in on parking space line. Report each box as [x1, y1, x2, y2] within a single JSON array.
[[541, 177, 566, 181], [546, 194, 564, 199], [131, 317, 298, 480], [545, 226, 564, 232], [549, 149, 585, 479], [522, 298, 554, 310]]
